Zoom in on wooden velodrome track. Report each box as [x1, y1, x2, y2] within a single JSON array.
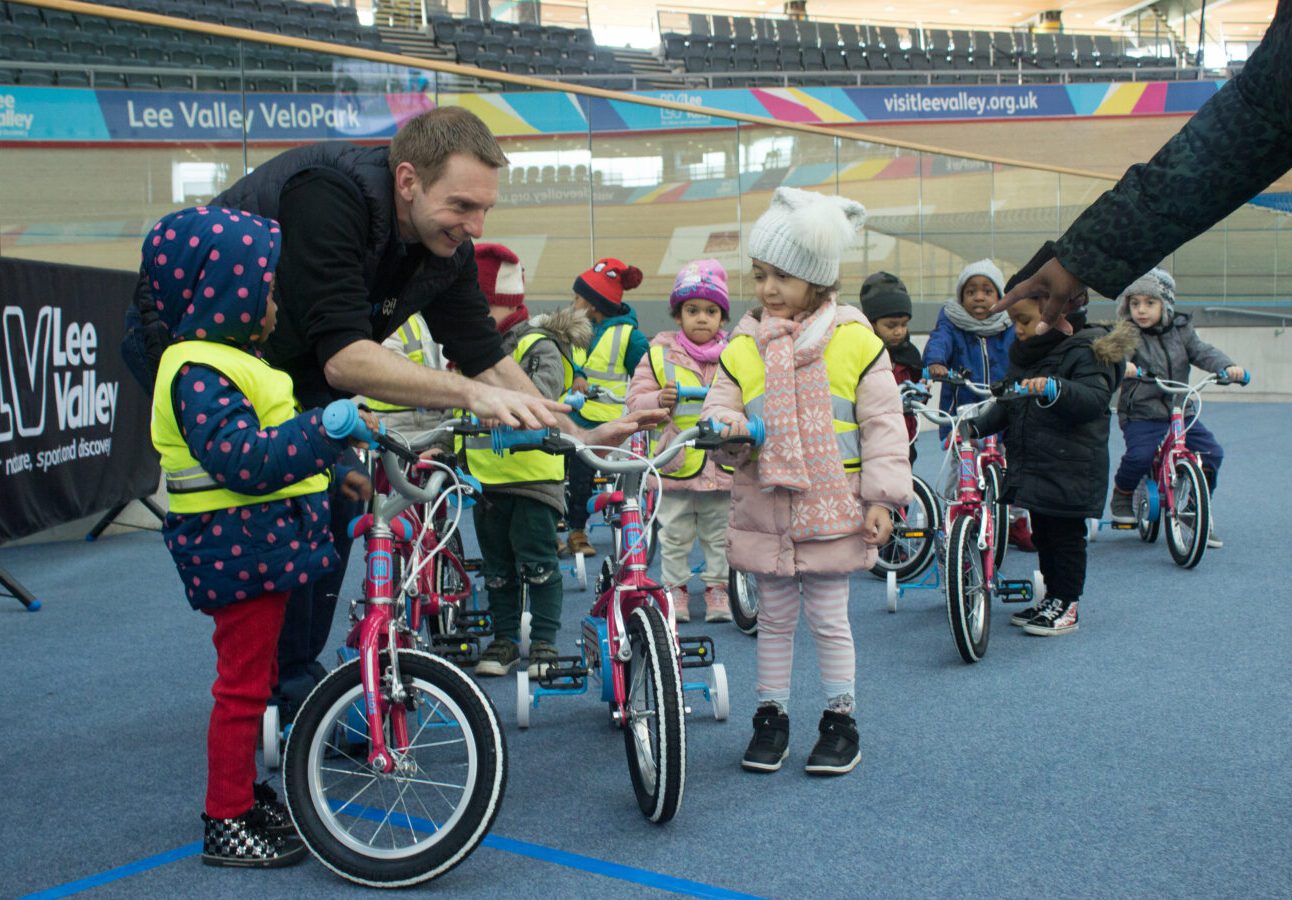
[[2, 0, 1286, 323]]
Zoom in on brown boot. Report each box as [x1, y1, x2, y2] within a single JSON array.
[[566, 530, 595, 556]]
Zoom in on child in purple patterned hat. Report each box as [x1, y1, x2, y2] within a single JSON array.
[[144, 206, 376, 869], [626, 259, 732, 623]]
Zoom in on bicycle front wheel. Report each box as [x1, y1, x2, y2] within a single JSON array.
[[622, 605, 685, 823], [284, 650, 506, 887], [870, 474, 941, 582], [1165, 459, 1210, 569], [946, 515, 990, 664]]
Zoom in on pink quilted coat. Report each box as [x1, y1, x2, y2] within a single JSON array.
[[701, 302, 913, 576]]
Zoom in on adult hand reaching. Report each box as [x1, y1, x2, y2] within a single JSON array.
[[581, 408, 671, 450], [465, 382, 567, 430], [993, 257, 1088, 336]]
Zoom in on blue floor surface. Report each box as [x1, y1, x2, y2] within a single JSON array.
[[2, 402, 1289, 898]]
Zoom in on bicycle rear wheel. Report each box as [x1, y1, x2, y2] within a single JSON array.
[[1165, 459, 1210, 569], [728, 569, 759, 635], [982, 462, 1008, 571], [622, 605, 685, 823], [284, 650, 506, 887], [870, 475, 941, 582], [946, 515, 990, 664]]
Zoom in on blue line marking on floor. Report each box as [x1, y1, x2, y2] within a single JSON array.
[[20, 841, 202, 899], [24, 805, 763, 900]]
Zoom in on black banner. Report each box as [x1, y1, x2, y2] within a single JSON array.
[[0, 258, 159, 542]]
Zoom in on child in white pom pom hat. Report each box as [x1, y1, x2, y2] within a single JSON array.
[[701, 187, 912, 777]]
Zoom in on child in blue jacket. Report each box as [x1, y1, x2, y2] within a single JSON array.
[[145, 207, 374, 869], [925, 259, 1033, 550]]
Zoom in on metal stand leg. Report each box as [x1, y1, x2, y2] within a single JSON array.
[[0, 566, 40, 611], [85, 498, 165, 542]]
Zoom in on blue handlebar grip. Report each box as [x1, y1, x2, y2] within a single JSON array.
[[561, 390, 586, 410], [676, 385, 709, 400], [1241, 371, 1251, 386], [1043, 377, 1058, 402], [323, 400, 376, 443], [703, 417, 766, 448], [490, 427, 552, 456]]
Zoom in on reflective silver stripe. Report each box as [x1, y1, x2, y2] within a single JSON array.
[[166, 465, 219, 493], [662, 359, 676, 384], [830, 394, 858, 426], [581, 368, 629, 383], [584, 325, 628, 381], [463, 436, 492, 451], [675, 402, 705, 417], [744, 395, 766, 420], [397, 322, 421, 356], [837, 430, 860, 461]]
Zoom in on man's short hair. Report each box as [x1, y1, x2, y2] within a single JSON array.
[[389, 106, 509, 186]]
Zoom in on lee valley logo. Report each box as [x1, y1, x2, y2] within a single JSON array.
[[2, 306, 119, 476]]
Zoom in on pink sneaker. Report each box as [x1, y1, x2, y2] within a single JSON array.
[[704, 585, 733, 623], [671, 587, 690, 623]]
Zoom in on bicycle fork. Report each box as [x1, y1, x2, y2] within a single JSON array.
[[359, 532, 411, 775]]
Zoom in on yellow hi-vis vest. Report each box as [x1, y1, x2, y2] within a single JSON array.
[[648, 345, 708, 479], [458, 331, 569, 486], [718, 321, 885, 473], [579, 323, 632, 422], [365, 314, 436, 413], [152, 340, 330, 514]]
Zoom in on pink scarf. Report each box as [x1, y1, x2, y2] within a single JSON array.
[[676, 329, 727, 363], [754, 299, 862, 542]]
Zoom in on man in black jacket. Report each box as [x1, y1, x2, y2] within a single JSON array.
[[999, 0, 1291, 330], [125, 107, 661, 708]]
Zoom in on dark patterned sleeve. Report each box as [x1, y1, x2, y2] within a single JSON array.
[[1053, 13, 1292, 299], [173, 364, 347, 494]]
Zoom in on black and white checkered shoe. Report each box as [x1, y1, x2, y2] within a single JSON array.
[[201, 807, 306, 868], [252, 781, 296, 836]]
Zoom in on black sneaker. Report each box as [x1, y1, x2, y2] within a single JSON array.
[[741, 704, 790, 773], [1010, 605, 1039, 627], [804, 710, 861, 776], [527, 640, 559, 678], [252, 781, 295, 836], [1023, 596, 1079, 636], [474, 638, 520, 677], [201, 807, 307, 868]]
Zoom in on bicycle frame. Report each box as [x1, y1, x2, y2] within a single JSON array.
[[943, 426, 997, 586], [1149, 396, 1203, 518]]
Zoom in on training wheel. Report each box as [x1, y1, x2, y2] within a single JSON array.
[[261, 704, 281, 770], [1031, 569, 1046, 602], [886, 570, 899, 613], [516, 670, 531, 729], [519, 610, 532, 658], [574, 552, 587, 591], [1087, 518, 1098, 542], [708, 662, 730, 721]]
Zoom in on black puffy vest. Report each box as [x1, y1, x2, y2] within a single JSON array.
[[212, 142, 394, 291]]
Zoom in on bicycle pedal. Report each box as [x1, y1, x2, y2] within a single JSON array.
[[678, 635, 717, 668], [1110, 522, 1136, 530], [461, 612, 492, 633], [462, 558, 483, 572], [431, 636, 480, 661], [995, 579, 1033, 602], [536, 657, 588, 689]]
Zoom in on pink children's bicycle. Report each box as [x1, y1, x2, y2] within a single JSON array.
[[914, 379, 1048, 663], [492, 416, 757, 823], [1126, 368, 1249, 569], [278, 403, 506, 887]]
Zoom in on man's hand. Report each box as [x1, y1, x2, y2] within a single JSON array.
[[581, 409, 670, 450], [658, 380, 678, 411], [861, 505, 894, 546], [994, 257, 1088, 335], [339, 469, 373, 502], [464, 382, 566, 430]]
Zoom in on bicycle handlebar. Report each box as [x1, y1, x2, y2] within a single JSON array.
[[1134, 368, 1251, 393], [561, 386, 625, 410], [676, 385, 709, 400]]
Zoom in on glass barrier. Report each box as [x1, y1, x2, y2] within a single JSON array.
[[1, 1, 1287, 331]]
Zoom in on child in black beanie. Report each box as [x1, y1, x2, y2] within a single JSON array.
[[861, 272, 922, 460]]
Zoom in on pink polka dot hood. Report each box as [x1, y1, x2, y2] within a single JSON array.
[[142, 205, 281, 348]]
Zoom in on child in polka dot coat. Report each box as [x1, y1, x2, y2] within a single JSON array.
[[144, 206, 377, 868]]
